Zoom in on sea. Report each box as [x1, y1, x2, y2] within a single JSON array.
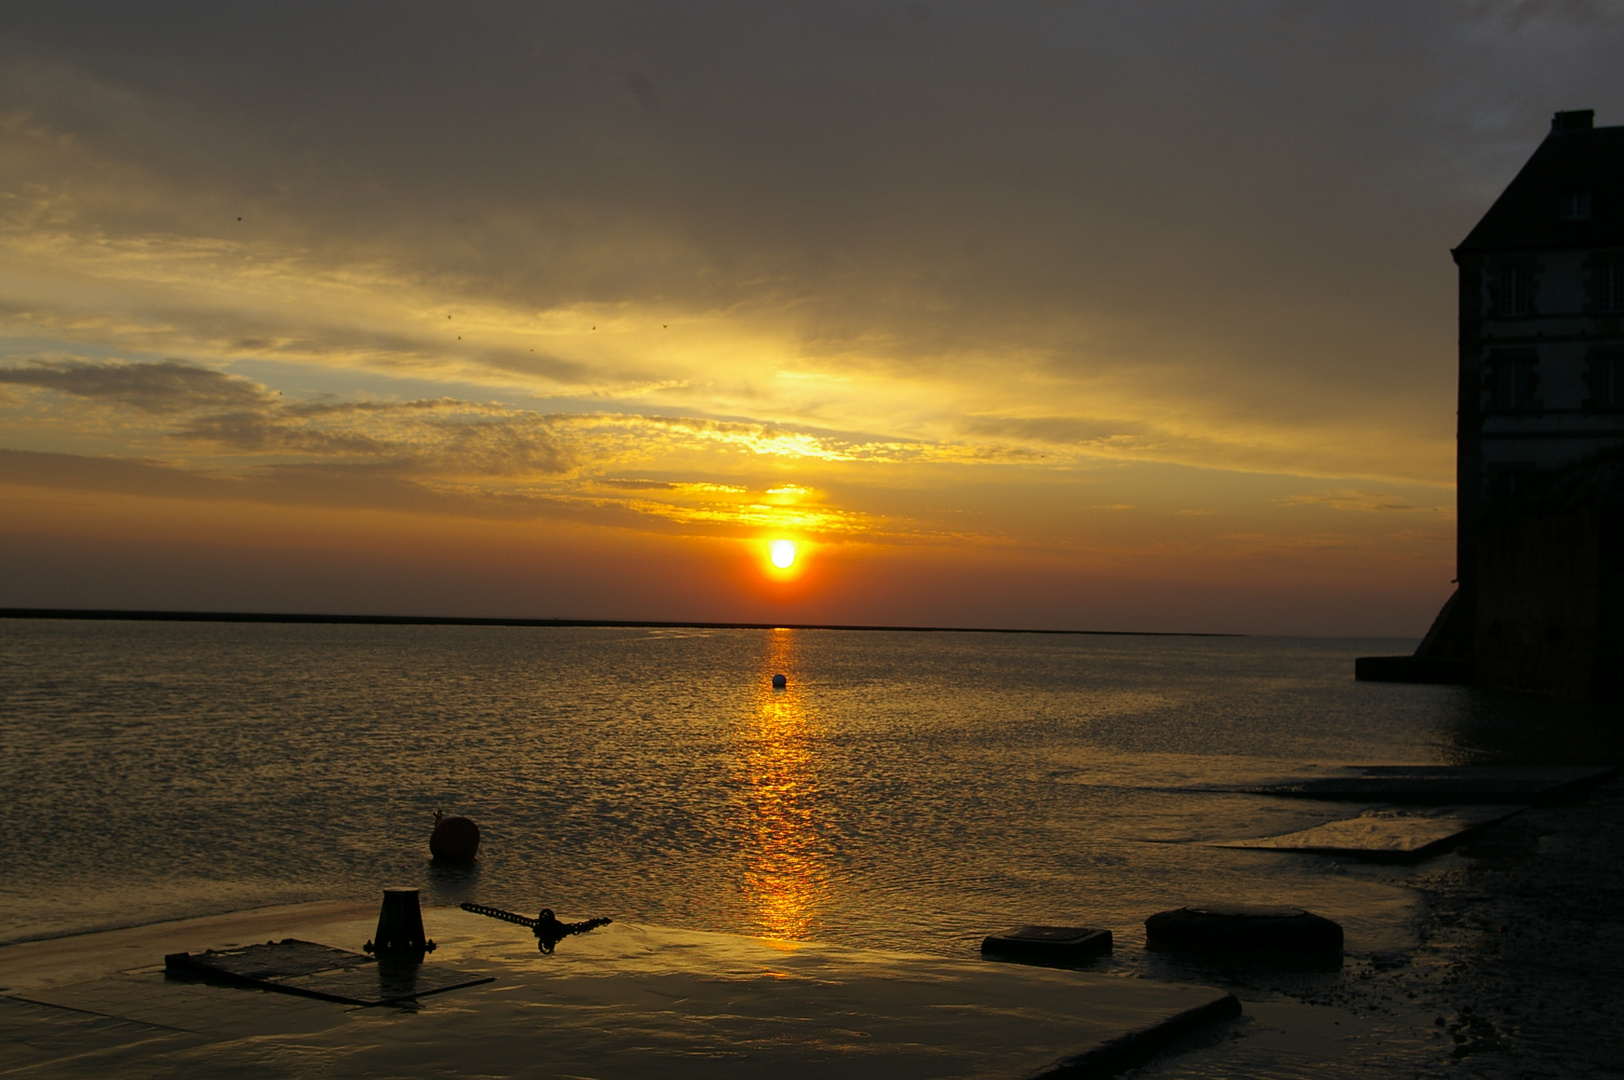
[[2, 619, 1617, 1075]]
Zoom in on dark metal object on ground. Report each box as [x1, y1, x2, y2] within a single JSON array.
[[365, 888, 436, 960], [1145, 905, 1343, 961], [461, 902, 539, 929], [430, 810, 481, 862], [163, 938, 490, 1006], [461, 902, 613, 952], [981, 925, 1113, 965]]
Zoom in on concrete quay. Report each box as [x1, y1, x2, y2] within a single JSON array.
[[0, 901, 1238, 1080]]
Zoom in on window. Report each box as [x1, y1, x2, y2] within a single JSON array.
[[1599, 260, 1624, 313], [1496, 264, 1531, 316], [1488, 462, 1537, 502], [1558, 190, 1593, 220], [1591, 351, 1624, 410], [1487, 351, 1538, 412]]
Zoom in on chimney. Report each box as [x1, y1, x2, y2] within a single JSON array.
[[1552, 110, 1595, 131]]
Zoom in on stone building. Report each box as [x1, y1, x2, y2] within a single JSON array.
[[1361, 110, 1624, 699]]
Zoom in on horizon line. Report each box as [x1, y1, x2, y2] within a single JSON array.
[[0, 607, 1242, 638]]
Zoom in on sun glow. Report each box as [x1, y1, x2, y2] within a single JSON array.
[[769, 539, 797, 568]]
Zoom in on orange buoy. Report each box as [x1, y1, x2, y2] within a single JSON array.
[[429, 810, 481, 863]]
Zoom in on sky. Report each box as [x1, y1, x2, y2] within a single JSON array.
[[2, 1, 1621, 634]]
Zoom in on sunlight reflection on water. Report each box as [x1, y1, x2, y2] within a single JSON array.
[[1, 619, 1615, 957], [736, 629, 828, 940]]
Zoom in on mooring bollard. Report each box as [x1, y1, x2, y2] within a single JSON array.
[[365, 888, 437, 960]]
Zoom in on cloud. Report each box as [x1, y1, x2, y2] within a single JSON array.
[[2, 0, 1618, 473], [963, 416, 1146, 447], [1279, 489, 1446, 513], [0, 444, 936, 543], [0, 358, 1005, 537], [595, 478, 682, 490], [0, 359, 578, 476], [0, 447, 228, 501], [0, 446, 605, 524], [0, 358, 269, 413]]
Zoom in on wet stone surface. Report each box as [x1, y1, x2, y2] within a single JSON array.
[[3, 908, 1241, 1080], [1396, 780, 1624, 1077], [1211, 805, 1525, 861], [1242, 765, 1615, 806], [1125, 778, 1624, 1079]]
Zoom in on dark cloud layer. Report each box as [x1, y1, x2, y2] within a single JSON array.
[[2, 359, 574, 475], [0, 359, 269, 413], [3, 1, 1621, 422], [0, 446, 589, 522]]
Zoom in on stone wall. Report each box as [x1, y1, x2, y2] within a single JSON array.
[[1472, 452, 1624, 701]]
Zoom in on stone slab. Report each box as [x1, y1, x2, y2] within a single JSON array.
[[169, 938, 375, 980], [1143, 906, 1342, 957], [1211, 805, 1525, 861], [1238, 765, 1614, 805], [164, 938, 493, 1005], [982, 926, 1113, 966], [0, 901, 1240, 1080]]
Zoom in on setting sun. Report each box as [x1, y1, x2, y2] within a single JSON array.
[[769, 540, 797, 569]]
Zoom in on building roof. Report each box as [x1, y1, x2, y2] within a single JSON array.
[[1454, 111, 1624, 256]]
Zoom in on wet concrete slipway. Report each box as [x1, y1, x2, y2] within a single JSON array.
[[6, 771, 1623, 1080], [0, 903, 1238, 1079]]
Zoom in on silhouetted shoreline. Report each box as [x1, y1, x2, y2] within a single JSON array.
[[0, 607, 1240, 637]]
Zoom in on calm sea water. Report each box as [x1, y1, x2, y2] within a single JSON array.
[[0, 620, 1609, 963]]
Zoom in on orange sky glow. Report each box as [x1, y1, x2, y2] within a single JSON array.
[[3, 4, 1620, 634]]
